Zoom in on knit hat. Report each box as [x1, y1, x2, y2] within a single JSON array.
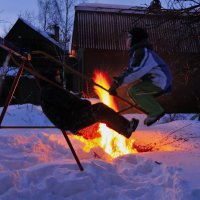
[[128, 27, 148, 46]]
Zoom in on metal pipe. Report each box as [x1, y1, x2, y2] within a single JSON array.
[[61, 130, 84, 171], [0, 126, 56, 129], [0, 64, 24, 126]]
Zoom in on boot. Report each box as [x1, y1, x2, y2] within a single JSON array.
[[125, 118, 139, 138], [144, 112, 165, 126]]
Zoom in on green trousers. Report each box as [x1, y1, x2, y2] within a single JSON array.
[[128, 81, 164, 117]]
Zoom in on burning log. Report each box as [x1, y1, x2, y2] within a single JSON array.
[[132, 143, 155, 152]]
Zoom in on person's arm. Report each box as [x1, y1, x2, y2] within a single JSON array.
[[121, 48, 155, 85], [109, 48, 156, 95], [109, 48, 146, 95]]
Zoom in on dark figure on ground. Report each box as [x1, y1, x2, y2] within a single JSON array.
[[38, 69, 139, 138], [109, 27, 172, 126]]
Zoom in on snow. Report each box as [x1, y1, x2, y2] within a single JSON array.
[[0, 67, 18, 77], [76, 3, 147, 14], [0, 103, 200, 200], [0, 67, 35, 78], [77, 3, 138, 9]]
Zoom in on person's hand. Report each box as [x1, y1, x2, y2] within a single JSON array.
[[108, 81, 119, 96], [108, 87, 117, 96]]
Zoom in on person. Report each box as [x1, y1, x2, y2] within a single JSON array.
[[38, 69, 139, 138], [109, 27, 172, 126]]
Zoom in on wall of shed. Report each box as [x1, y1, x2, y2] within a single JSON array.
[[79, 49, 200, 113], [82, 48, 128, 94]]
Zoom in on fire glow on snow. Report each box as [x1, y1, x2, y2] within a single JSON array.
[[0, 100, 200, 199], [72, 70, 137, 159]]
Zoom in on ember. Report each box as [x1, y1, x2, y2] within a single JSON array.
[[72, 70, 137, 159]]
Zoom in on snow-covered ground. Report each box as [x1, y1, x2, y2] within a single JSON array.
[[0, 103, 200, 200]]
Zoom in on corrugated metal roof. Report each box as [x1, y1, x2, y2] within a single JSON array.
[[72, 3, 200, 53]]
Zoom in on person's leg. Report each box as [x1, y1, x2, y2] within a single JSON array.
[[69, 107, 97, 133], [70, 102, 138, 138], [128, 81, 165, 125], [91, 103, 138, 138]]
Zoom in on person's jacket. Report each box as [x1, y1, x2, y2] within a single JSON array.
[[40, 82, 92, 132], [117, 40, 172, 91]]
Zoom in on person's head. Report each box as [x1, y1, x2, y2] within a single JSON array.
[[126, 27, 148, 48], [40, 68, 62, 85]]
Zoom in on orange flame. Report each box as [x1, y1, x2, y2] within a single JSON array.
[[93, 71, 118, 112], [93, 70, 137, 158], [72, 70, 137, 159]]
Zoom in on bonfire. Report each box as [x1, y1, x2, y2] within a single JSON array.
[[72, 70, 137, 159]]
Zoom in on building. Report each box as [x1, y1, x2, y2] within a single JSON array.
[[71, 3, 200, 113], [0, 18, 72, 106]]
